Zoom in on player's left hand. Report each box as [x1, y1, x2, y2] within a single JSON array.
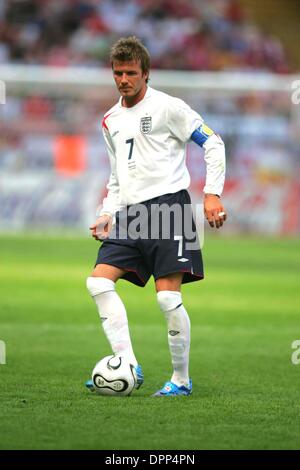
[[204, 194, 227, 229]]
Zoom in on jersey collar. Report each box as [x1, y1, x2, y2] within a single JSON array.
[[118, 86, 152, 110]]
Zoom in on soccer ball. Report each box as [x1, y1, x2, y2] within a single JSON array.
[[92, 355, 136, 396]]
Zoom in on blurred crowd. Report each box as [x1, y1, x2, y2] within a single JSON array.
[[0, 0, 297, 201], [0, 0, 290, 72], [0, 88, 296, 177], [0, 1, 298, 234]]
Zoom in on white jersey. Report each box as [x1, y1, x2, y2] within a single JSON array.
[[100, 86, 225, 216]]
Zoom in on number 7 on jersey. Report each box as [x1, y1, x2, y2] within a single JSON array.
[[126, 138, 134, 160]]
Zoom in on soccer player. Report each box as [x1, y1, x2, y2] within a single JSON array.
[[86, 36, 226, 396]]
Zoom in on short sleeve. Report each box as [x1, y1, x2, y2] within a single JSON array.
[[166, 97, 203, 143]]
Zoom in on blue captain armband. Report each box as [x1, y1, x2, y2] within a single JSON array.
[[191, 123, 214, 147]]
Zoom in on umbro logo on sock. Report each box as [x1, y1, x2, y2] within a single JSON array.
[[169, 330, 180, 336], [100, 317, 108, 323]]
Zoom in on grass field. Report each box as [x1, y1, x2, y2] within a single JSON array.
[[0, 234, 300, 450]]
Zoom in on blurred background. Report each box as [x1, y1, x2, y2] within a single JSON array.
[[0, 0, 300, 235]]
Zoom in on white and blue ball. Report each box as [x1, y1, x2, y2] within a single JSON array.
[[92, 355, 136, 396]]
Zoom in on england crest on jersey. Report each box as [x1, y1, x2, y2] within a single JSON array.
[[140, 116, 152, 134]]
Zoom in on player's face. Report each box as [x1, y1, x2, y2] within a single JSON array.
[[112, 60, 148, 105]]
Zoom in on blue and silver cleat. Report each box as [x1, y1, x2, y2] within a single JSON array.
[[85, 379, 95, 392], [134, 364, 144, 389], [153, 379, 192, 397]]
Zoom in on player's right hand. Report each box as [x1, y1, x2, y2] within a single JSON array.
[[89, 214, 113, 241]]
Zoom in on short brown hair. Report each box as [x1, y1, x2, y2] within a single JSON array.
[[110, 36, 151, 82]]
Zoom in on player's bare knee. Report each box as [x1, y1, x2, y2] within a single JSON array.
[[157, 290, 183, 313], [86, 276, 115, 297], [91, 264, 126, 281]]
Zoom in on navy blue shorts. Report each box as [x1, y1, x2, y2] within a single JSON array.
[[95, 190, 204, 287]]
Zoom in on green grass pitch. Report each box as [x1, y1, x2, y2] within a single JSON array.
[[0, 234, 300, 450]]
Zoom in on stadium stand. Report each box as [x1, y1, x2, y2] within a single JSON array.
[[0, 0, 291, 72], [0, 0, 299, 234]]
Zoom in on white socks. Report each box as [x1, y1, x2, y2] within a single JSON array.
[[86, 279, 190, 386], [157, 290, 190, 387], [86, 277, 138, 366]]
